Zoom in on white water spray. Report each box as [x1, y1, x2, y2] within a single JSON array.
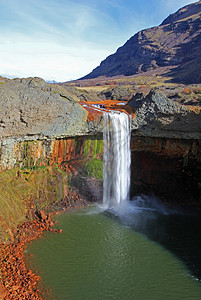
[[103, 111, 131, 209]]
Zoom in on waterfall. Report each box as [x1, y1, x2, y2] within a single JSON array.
[[103, 111, 131, 209]]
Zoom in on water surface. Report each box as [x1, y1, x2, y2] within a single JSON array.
[[26, 202, 201, 300]]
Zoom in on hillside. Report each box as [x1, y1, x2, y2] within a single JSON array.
[[82, 1, 201, 84]]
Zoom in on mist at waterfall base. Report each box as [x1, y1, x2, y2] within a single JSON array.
[[25, 111, 201, 299]]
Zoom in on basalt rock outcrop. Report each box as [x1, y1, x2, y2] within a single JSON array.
[[0, 77, 201, 209], [128, 90, 201, 139], [82, 1, 201, 84], [0, 77, 104, 169], [128, 90, 201, 205], [0, 77, 102, 139], [1, 79, 201, 170]]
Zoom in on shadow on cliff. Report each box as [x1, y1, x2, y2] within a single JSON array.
[[104, 195, 201, 282], [162, 33, 201, 84], [130, 199, 201, 282]]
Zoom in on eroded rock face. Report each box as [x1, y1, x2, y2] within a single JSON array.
[[128, 90, 201, 139], [0, 77, 95, 139], [0, 136, 103, 170], [0, 77, 200, 206]]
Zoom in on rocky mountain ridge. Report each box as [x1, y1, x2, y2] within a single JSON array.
[[82, 1, 201, 83]]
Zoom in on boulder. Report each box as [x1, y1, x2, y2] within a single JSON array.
[[128, 90, 201, 139], [0, 77, 88, 139]]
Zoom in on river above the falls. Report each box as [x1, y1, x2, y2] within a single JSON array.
[[25, 199, 201, 300]]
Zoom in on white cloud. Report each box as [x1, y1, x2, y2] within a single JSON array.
[[0, 37, 111, 81], [0, 0, 118, 81], [0, 0, 198, 81]]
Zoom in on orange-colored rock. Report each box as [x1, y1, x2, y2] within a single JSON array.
[[50, 139, 82, 167], [0, 190, 89, 299], [80, 99, 135, 121], [37, 210, 47, 221]]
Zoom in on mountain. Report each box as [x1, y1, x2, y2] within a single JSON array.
[[82, 1, 201, 83]]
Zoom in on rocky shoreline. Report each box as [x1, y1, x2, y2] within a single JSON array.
[[0, 190, 89, 300]]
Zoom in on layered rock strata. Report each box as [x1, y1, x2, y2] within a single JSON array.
[[0, 77, 200, 208]]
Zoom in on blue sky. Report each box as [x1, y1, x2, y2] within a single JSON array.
[[0, 0, 197, 82]]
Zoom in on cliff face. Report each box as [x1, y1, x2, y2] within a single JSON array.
[[82, 1, 201, 83], [130, 136, 201, 206], [0, 136, 104, 242], [1, 76, 201, 143], [1, 81, 201, 171], [0, 136, 103, 171], [0, 76, 200, 216]]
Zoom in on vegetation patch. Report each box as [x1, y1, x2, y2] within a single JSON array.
[[82, 158, 103, 181], [83, 138, 103, 158], [0, 166, 69, 242]]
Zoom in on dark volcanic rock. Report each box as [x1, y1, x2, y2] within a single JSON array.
[[128, 90, 201, 139], [82, 1, 201, 84], [0, 77, 89, 139], [99, 86, 134, 101]]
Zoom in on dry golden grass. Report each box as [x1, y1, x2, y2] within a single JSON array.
[[0, 166, 68, 242], [76, 86, 109, 92]]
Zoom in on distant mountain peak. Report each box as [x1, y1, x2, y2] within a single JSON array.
[[81, 0, 201, 84], [161, 0, 201, 25]]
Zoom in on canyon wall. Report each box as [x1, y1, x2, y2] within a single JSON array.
[[0, 131, 201, 243], [0, 136, 103, 242], [131, 136, 201, 207], [0, 78, 201, 243], [1, 132, 200, 206], [0, 136, 103, 171]]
